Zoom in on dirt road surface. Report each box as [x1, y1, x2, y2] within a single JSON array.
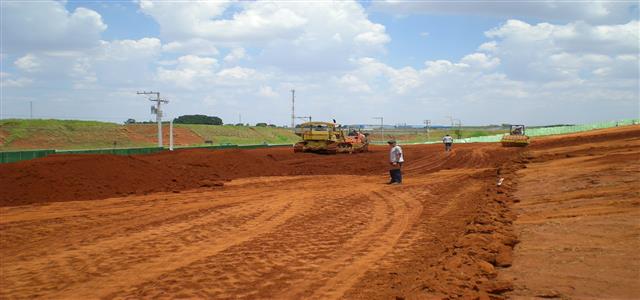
[[1, 126, 638, 299]]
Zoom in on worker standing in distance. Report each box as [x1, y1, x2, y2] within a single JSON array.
[[388, 140, 404, 184], [443, 134, 454, 152]]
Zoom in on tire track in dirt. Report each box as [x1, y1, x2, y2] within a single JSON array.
[[302, 189, 423, 300], [106, 178, 386, 298], [1, 186, 316, 299]]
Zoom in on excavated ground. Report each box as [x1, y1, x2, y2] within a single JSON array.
[[0, 126, 638, 299]]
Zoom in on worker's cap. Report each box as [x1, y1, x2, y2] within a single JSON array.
[[387, 139, 396, 144]]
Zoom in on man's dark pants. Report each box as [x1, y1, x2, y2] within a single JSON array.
[[389, 162, 403, 183], [445, 143, 452, 151]]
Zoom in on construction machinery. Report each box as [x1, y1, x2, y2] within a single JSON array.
[[293, 122, 368, 154], [501, 125, 530, 147]]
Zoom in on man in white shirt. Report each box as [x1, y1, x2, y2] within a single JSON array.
[[443, 134, 454, 152], [388, 140, 404, 184]]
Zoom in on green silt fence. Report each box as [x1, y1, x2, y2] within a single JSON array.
[[455, 118, 639, 144], [0, 149, 56, 164], [55, 147, 164, 156]]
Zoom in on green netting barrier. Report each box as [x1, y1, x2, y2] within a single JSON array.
[[0, 149, 56, 164], [454, 118, 639, 143], [388, 118, 639, 145], [56, 147, 164, 156]]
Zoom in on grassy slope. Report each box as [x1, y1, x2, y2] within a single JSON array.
[[182, 124, 300, 145], [0, 119, 145, 150], [0, 119, 300, 151]]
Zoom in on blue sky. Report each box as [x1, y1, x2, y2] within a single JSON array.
[[1, 1, 638, 126]]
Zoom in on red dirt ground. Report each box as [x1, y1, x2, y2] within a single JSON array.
[[0, 125, 638, 299]]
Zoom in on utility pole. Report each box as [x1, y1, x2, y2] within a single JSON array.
[[373, 117, 384, 142], [30, 101, 33, 119], [424, 119, 431, 141], [169, 119, 174, 151], [239, 113, 242, 124], [137, 91, 168, 147], [455, 119, 462, 139], [290, 89, 295, 130]]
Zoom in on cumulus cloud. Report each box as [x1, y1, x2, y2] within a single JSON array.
[[224, 48, 247, 63], [0, 72, 33, 88], [258, 86, 278, 98], [139, 0, 305, 43], [162, 39, 219, 56], [0, 0, 106, 53], [14, 54, 41, 73], [157, 55, 218, 89], [481, 19, 640, 81], [139, 0, 390, 71], [371, 1, 638, 24]]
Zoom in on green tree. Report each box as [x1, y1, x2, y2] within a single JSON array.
[[173, 114, 223, 125]]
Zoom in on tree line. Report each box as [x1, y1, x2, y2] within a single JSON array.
[[125, 115, 278, 127]]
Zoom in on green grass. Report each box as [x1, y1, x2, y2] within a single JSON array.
[[0, 119, 300, 151], [182, 124, 300, 145], [0, 119, 141, 150]]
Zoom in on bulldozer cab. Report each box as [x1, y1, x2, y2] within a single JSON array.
[[510, 125, 526, 135], [501, 124, 530, 147]]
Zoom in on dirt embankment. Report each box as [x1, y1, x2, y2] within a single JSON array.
[[0, 143, 518, 207], [501, 125, 640, 299]]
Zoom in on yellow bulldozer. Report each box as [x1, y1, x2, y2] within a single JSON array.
[[501, 124, 530, 147], [293, 121, 369, 154]]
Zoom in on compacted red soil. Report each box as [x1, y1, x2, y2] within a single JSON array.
[[0, 125, 637, 299]]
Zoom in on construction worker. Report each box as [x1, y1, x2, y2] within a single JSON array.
[[388, 140, 404, 184], [443, 134, 453, 152]]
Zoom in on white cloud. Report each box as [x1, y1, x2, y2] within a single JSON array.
[[157, 55, 218, 89], [217, 66, 256, 80], [372, 1, 637, 24], [338, 74, 372, 93], [460, 53, 500, 69], [0, 0, 106, 53], [162, 38, 219, 56], [483, 19, 639, 81], [140, 0, 390, 71], [14, 54, 41, 72], [139, 0, 305, 43], [96, 38, 162, 61], [224, 48, 247, 63], [258, 86, 278, 98], [0, 72, 33, 88], [478, 41, 497, 52], [486, 20, 639, 55]]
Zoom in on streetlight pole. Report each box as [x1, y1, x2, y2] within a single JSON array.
[[373, 117, 384, 142]]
